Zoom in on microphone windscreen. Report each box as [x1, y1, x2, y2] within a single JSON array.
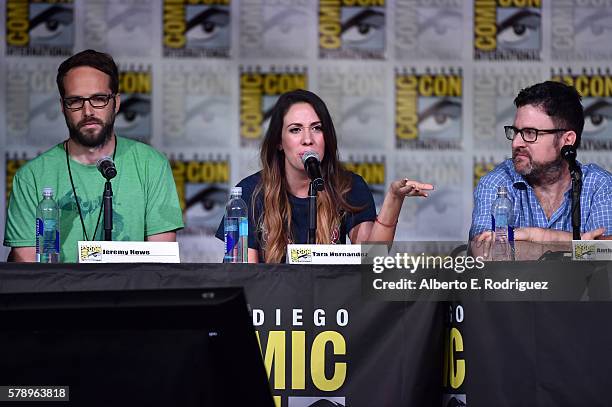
[[301, 150, 320, 165], [96, 156, 117, 180], [561, 145, 577, 161]]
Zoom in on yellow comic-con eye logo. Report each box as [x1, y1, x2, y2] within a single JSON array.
[[574, 244, 595, 260], [291, 248, 312, 263], [80, 245, 102, 262]]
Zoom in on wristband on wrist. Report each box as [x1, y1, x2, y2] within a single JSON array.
[[375, 216, 398, 228]]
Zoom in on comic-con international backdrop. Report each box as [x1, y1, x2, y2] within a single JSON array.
[[2, 0, 612, 262]]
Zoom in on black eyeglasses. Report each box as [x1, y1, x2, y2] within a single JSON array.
[[63, 94, 115, 111], [504, 126, 567, 143]]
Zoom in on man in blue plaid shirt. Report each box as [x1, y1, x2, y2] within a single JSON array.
[[470, 81, 612, 244]]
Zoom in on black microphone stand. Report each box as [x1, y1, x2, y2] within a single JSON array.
[[103, 180, 113, 241], [307, 181, 318, 244], [570, 165, 582, 240]]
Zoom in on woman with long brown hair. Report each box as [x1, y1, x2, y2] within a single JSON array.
[[217, 89, 433, 263]]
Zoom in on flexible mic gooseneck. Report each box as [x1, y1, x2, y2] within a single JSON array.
[[561, 144, 582, 240]]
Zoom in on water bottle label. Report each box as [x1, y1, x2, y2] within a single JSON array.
[[225, 233, 236, 253], [36, 218, 44, 236]]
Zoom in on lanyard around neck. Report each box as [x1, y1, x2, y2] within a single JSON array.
[[64, 138, 117, 241]]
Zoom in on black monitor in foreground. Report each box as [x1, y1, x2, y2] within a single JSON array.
[[0, 287, 274, 407]]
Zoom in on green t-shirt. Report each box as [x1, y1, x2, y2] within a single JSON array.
[[4, 137, 184, 262]]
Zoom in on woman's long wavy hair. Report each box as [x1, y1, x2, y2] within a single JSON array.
[[254, 89, 357, 263]]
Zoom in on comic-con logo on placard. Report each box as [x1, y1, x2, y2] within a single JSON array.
[[6, 0, 74, 56], [163, 0, 230, 58], [551, 67, 612, 150], [395, 0, 463, 60], [240, 66, 308, 147], [473, 0, 541, 61], [6, 63, 66, 148], [171, 154, 229, 232], [573, 243, 596, 260], [116, 65, 152, 143], [552, 0, 612, 61], [80, 244, 103, 262], [395, 68, 463, 149], [290, 248, 313, 263], [319, 0, 386, 59], [343, 155, 385, 210], [83, 0, 153, 57]]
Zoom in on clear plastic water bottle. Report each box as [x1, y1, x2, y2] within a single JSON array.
[[223, 187, 248, 263], [491, 185, 514, 261], [36, 187, 60, 263]]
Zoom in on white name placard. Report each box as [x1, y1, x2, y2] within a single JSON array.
[[287, 244, 388, 265], [78, 241, 180, 263], [572, 240, 612, 261]]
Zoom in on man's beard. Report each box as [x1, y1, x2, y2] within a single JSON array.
[[66, 115, 115, 148], [513, 149, 564, 184]]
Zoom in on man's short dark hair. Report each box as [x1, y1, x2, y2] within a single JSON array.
[[514, 80, 584, 148], [56, 49, 119, 98]]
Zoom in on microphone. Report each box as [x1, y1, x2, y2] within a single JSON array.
[[301, 151, 324, 191], [96, 156, 117, 180], [561, 145, 579, 172]]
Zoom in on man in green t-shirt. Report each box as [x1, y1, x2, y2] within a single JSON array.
[[4, 50, 184, 263]]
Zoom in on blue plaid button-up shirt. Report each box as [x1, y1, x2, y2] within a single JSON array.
[[470, 159, 612, 239]]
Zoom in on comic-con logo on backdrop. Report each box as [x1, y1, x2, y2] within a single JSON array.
[[318, 66, 386, 150], [5, 153, 30, 205], [552, 0, 612, 61], [395, 0, 463, 60], [84, 0, 153, 57], [163, 0, 230, 58], [240, 66, 308, 147], [162, 64, 232, 147], [170, 154, 229, 232], [395, 67, 463, 150], [473, 0, 541, 61], [394, 153, 464, 240], [240, 0, 312, 58], [254, 308, 349, 406], [551, 67, 612, 150], [473, 154, 507, 188], [6, 63, 66, 148], [319, 0, 386, 59], [6, 0, 74, 56], [117, 64, 152, 144], [343, 155, 385, 210], [473, 67, 542, 150], [443, 303, 467, 407]]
